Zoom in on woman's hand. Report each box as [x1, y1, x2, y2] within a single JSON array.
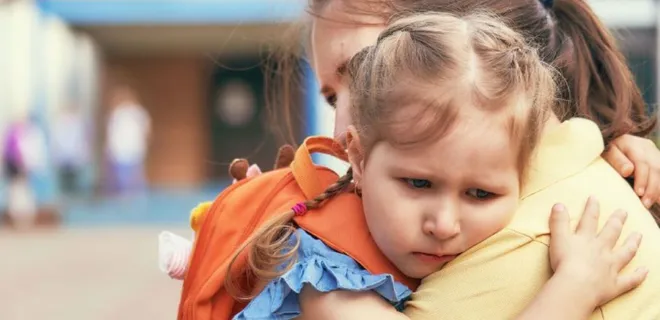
[[549, 196, 648, 308], [603, 134, 660, 208]]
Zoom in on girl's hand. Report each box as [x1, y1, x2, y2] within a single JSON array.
[[603, 134, 660, 208], [549, 196, 648, 308]]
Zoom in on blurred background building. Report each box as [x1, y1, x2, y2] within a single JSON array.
[[0, 0, 658, 319], [2, 0, 657, 224], [1, 1, 311, 318], [1, 0, 315, 227]]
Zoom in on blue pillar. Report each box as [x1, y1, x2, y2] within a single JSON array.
[[302, 58, 322, 163]]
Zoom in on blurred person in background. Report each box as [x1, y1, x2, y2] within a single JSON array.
[[105, 86, 151, 197], [53, 103, 90, 197], [2, 113, 45, 229]]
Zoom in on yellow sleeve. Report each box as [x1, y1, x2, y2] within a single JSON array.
[[404, 189, 660, 320], [403, 230, 603, 320]]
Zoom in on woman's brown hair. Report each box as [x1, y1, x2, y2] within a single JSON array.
[[270, 0, 654, 145]]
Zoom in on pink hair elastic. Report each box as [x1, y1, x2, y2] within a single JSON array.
[[292, 203, 308, 216]]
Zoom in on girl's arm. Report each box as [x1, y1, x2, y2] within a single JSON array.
[[298, 197, 647, 320], [517, 197, 647, 319], [298, 284, 408, 320]]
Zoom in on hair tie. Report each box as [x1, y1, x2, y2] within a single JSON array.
[[292, 203, 308, 216], [540, 0, 554, 9]]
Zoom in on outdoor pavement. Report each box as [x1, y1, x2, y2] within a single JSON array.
[[0, 226, 192, 320]]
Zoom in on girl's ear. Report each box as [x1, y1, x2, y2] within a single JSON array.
[[346, 126, 365, 186]]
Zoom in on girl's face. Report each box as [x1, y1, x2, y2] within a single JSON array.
[[310, 3, 386, 144], [348, 106, 521, 279]]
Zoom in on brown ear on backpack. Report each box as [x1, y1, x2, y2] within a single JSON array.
[[274, 144, 295, 170], [228, 144, 294, 182], [228, 158, 249, 181]]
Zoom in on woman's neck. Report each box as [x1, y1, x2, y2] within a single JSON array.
[[542, 113, 562, 135]]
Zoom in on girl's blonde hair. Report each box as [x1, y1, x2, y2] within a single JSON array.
[[347, 12, 556, 179], [225, 169, 355, 299], [226, 11, 556, 299]]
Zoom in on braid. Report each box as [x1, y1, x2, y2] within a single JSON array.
[[305, 168, 354, 209], [225, 169, 354, 300]]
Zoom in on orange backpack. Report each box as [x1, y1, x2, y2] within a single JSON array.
[[177, 136, 419, 320]]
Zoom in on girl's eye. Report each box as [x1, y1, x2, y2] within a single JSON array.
[[466, 188, 494, 200], [404, 178, 432, 189], [325, 94, 337, 108]]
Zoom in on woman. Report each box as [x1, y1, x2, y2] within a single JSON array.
[[263, 0, 660, 318]]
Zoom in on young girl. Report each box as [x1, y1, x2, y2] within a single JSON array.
[[225, 12, 647, 319]]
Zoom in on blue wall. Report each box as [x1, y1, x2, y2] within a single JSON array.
[[37, 0, 306, 25]]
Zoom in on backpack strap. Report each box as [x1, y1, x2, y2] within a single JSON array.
[[291, 136, 348, 200]]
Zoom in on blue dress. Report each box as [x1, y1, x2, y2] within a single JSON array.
[[233, 229, 412, 319]]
